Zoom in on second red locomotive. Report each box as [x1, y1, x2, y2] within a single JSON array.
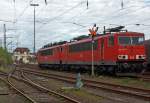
[[37, 27, 146, 74]]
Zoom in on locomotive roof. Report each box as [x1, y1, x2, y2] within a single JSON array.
[[67, 32, 144, 45], [115, 32, 144, 35], [39, 31, 144, 51]]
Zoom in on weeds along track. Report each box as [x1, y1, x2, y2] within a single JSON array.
[[138, 72, 150, 81], [18, 67, 150, 101]]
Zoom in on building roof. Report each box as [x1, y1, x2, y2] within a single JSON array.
[[13, 47, 30, 53]]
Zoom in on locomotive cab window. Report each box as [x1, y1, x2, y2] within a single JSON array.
[[132, 36, 144, 45], [119, 36, 131, 45], [119, 36, 144, 45], [108, 36, 114, 46]]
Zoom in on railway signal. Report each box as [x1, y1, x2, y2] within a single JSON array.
[[88, 24, 98, 38], [89, 24, 98, 77]]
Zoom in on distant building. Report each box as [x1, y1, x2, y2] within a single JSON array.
[[12, 47, 35, 64]]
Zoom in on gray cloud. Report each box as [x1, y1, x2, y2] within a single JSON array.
[[0, 0, 149, 52]]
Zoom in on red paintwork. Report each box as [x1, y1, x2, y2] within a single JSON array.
[[37, 32, 146, 65], [116, 32, 145, 61]]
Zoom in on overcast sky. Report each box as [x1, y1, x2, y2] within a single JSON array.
[[0, 0, 150, 52]]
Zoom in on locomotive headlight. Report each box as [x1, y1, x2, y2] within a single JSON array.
[[136, 55, 146, 59], [118, 55, 128, 59]]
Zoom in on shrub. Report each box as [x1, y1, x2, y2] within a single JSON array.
[[0, 47, 12, 66]]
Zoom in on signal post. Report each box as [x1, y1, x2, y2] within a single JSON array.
[[89, 24, 98, 77]]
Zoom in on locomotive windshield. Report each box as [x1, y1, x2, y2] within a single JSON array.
[[119, 36, 144, 45]]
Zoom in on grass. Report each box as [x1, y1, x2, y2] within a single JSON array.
[[0, 47, 12, 65], [38, 68, 150, 89], [0, 81, 7, 88], [96, 76, 150, 89], [60, 88, 103, 101], [0, 66, 12, 73]]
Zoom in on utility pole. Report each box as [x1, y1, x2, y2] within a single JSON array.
[[3, 24, 6, 50], [30, 4, 39, 54]]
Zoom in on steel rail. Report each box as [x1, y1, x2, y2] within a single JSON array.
[[20, 71, 81, 103], [7, 75, 37, 103], [0, 75, 36, 103], [9, 72, 80, 103], [8, 70, 81, 103], [19, 68, 150, 92], [19, 68, 150, 101]]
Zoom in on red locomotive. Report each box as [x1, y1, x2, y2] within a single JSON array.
[[37, 26, 146, 74], [143, 39, 150, 68]]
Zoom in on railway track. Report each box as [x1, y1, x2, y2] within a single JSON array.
[[18, 67, 150, 101], [0, 74, 36, 103], [19, 72, 81, 103], [138, 72, 150, 81], [14, 70, 81, 103], [0, 70, 81, 103]]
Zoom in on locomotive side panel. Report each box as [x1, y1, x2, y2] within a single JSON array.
[[38, 46, 61, 66], [66, 40, 99, 65], [61, 45, 68, 64], [101, 35, 117, 65]]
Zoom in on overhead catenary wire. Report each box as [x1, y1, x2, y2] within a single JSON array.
[[62, 21, 87, 28], [65, 3, 149, 28], [11, 0, 149, 24], [86, 4, 150, 27], [36, 0, 150, 40], [17, 0, 150, 30], [37, 1, 87, 31], [15, 0, 34, 23], [65, 0, 150, 31], [4, 0, 150, 50], [0, 19, 13, 23], [14, 0, 148, 26], [35, 0, 70, 23]]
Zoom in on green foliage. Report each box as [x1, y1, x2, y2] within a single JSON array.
[[0, 47, 12, 65]]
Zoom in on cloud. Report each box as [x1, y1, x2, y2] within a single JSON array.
[[0, 0, 149, 52]]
